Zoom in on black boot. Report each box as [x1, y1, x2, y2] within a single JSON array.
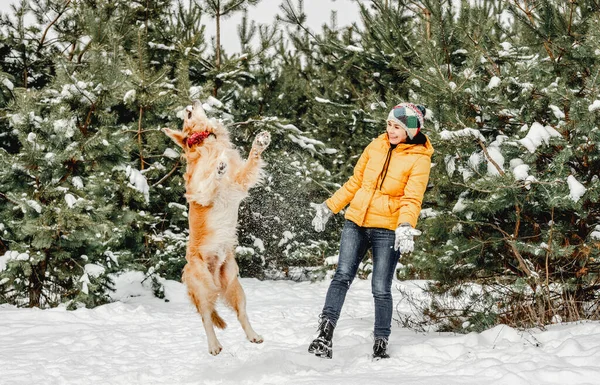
[[308, 316, 335, 359], [372, 337, 390, 359]]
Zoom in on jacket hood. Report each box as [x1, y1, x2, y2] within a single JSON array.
[[377, 133, 434, 157]]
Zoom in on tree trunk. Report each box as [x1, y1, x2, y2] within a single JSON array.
[[216, 10, 221, 70], [213, 8, 222, 97], [138, 106, 145, 170], [29, 254, 48, 308]]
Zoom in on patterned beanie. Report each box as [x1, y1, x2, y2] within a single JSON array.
[[387, 103, 426, 140]]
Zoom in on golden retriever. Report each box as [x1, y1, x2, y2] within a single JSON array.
[[163, 100, 270, 355]]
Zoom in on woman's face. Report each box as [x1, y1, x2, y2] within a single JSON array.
[[386, 120, 408, 145]]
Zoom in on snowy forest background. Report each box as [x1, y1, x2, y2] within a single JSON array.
[[0, 0, 599, 332]]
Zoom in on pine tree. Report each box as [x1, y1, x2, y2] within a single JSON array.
[[195, 0, 260, 97], [0, 0, 175, 307], [272, 0, 424, 275], [398, 0, 600, 329], [181, 5, 338, 278]]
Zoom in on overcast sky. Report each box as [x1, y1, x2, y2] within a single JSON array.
[[0, 0, 363, 53], [212, 0, 363, 52]]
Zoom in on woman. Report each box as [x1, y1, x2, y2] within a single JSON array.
[[308, 102, 434, 359]]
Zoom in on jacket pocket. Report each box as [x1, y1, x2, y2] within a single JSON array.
[[387, 196, 401, 215]]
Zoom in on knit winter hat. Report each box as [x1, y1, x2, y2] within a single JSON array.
[[387, 103, 426, 140]]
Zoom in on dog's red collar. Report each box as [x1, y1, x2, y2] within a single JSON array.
[[185, 131, 216, 147]]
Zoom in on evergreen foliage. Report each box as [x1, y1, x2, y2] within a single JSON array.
[[0, 0, 598, 331], [395, 0, 600, 330]]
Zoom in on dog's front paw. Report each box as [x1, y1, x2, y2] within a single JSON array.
[[251, 131, 271, 157], [208, 341, 223, 356], [216, 161, 228, 178], [247, 333, 264, 344]]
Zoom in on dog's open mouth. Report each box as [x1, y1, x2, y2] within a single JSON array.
[[185, 131, 216, 147]]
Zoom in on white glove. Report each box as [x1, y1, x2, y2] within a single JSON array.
[[310, 202, 332, 232], [394, 224, 422, 253]]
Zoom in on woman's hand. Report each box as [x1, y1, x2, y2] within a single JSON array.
[[394, 224, 422, 253], [310, 202, 332, 232]]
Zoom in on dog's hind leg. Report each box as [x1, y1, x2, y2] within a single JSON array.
[[222, 259, 264, 344], [184, 265, 224, 355], [225, 278, 263, 343], [187, 289, 223, 355]]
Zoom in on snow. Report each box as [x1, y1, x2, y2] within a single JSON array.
[[440, 127, 485, 142], [206, 96, 223, 108], [236, 246, 255, 256], [315, 97, 332, 104], [509, 158, 524, 168], [117, 165, 150, 203], [79, 274, 91, 294], [167, 202, 187, 211], [346, 45, 364, 52], [123, 89, 136, 104], [325, 255, 339, 266], [549, 105, 565, 120], [518, 122, 562, 153], [147, 42, 175, 51], [84, 263, 106, 278], [287, 134, 323, 155], [567, 175, 586, 202], [2, 77, 14, 90], [468, 152, 483, 171], [1, 273, 600, 384], [499, 42, 513, 52], [64, 193, 77, 208], [253, 237, 265, 252], [8, 112, 23, 127], [72, 176, 84, 189], [0, 251, 29, 271], [25, 199, 42, 213], [104, 250, 119, 265], [278, 230, 294, 247], [189, 86, 202, 100], [487, 76, 501, 89], [589, 100, 600, 112], [463, 68, 475, 79], [452, 196, 468, 213], [53, 118, 76, 138], [419, 208, 438, 218], [162, 148, 180, 159], [485, 146, 504, 176], [445, 155, 456, 176], [512, 164, 530, 181]]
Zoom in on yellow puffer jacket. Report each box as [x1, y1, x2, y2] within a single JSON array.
[[326, 133, 434, 230]]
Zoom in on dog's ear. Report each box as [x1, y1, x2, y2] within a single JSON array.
[[163, 127, 186, 148]]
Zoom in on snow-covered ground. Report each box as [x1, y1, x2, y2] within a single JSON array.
[[1, 273, 599, 385]]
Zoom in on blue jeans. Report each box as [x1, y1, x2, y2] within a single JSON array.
[[322, 220, 400, 338]]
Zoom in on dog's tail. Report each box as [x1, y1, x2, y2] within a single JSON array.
[[212, 310, 227, 329]]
